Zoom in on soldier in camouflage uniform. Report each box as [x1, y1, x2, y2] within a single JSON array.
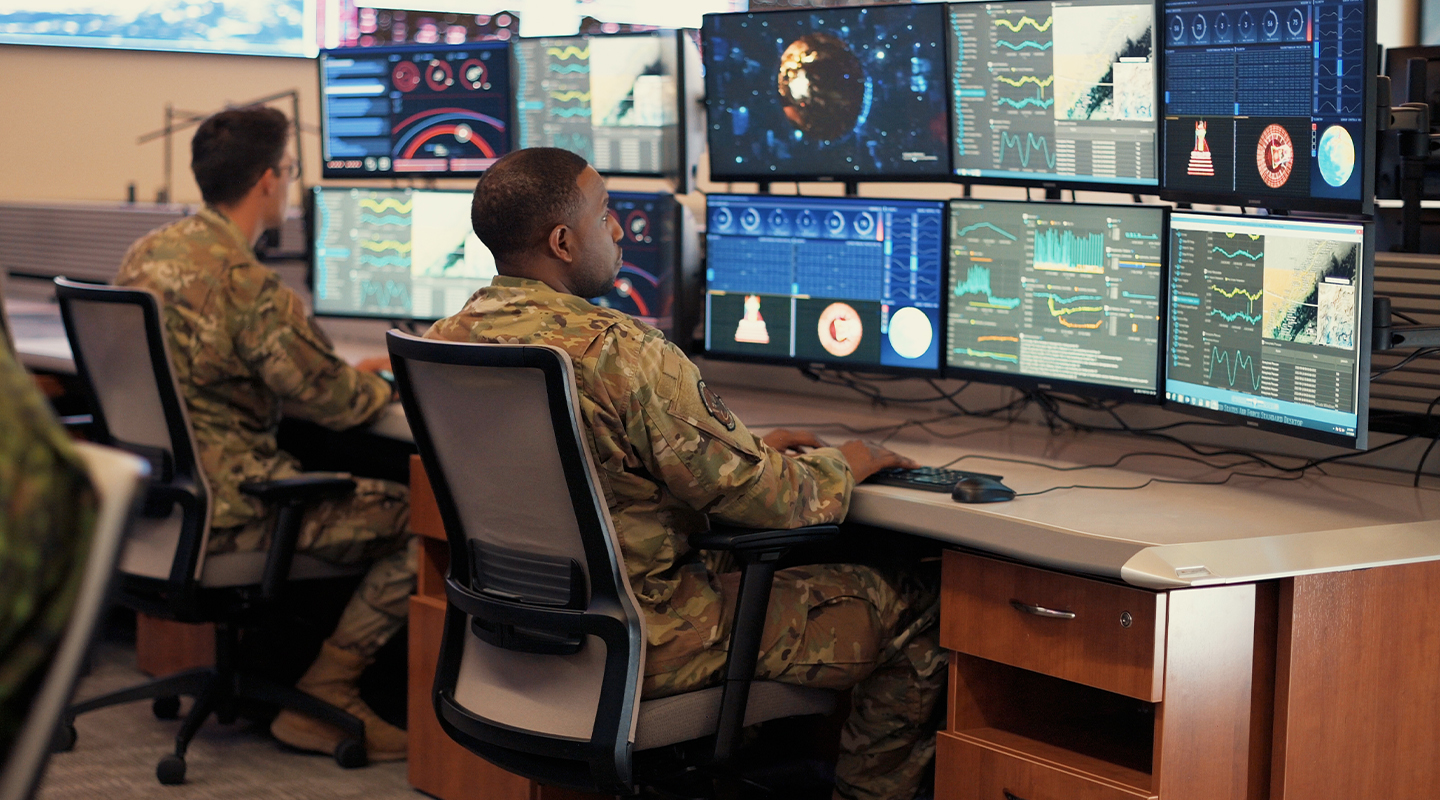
[[115, 106, 413, 762], [0, 326, 97, 757], [425, 148, 946, 800]]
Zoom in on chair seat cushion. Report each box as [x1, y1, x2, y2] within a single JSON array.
[[200, 552, 364, 587], [633, 681, 837, 751]]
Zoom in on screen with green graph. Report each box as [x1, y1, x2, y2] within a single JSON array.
[[947, 0, 1157, 187], [945, 199, 1166, 399], [1165, 213, 1370, 449], [311, 187, 497, 321]]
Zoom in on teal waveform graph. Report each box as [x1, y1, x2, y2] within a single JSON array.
[[1033, 229, 1105, 273], [953, 264, 1021, 309], [1209, 347, 1262, 391]]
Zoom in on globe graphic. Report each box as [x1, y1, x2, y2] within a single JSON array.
[[777, 32, 866, 141], [1318, 125, 1355, 188]]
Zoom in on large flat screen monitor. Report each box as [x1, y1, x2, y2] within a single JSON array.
[[1165, 212, 1371, 449], [1159, 0, 1376, 213], [945, 199, 1167, 400], [0, 1, 310, 57], [320, 41, 512, 178], [947, 0, 1159, 189], [311, 187, 497, 321], [589, 191, 688, 341], [702, 5, 952, 181], [704, 194, 947, 374], [513, 32, 683, 177]]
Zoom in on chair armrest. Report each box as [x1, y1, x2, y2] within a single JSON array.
[[689, 524, 839, 557], [239, 473, 356, 506]]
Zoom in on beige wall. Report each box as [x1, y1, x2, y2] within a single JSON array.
[[0, 0, 1420, 206]]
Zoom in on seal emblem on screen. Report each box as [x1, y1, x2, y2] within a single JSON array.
[[1256, 123, 1294, 189], [698, 380, 736, 431], [817, 302, 863, 357]]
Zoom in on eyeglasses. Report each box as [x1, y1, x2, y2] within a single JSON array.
[[274, 160, 300, 180]]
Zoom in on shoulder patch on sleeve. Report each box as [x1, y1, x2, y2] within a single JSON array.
[[697, 379, 736, 431]]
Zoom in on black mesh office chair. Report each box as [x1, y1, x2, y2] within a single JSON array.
[[52, 278, 371, 785], [0, 443, 149, 800], [387, 330, 840, 797]]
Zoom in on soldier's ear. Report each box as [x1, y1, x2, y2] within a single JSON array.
[[548, 222, 574, 264]]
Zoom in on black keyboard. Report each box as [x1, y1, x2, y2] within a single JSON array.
[[866, 466, 1005, 493]]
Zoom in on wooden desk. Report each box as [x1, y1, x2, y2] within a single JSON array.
[[397, 387, 1440, 800]]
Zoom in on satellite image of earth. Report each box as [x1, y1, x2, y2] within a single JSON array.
[[1318, 124, 1356, 188], [776, 32, 866, 141]]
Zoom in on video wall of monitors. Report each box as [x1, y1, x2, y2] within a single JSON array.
[[702, 4, 952, 180], [320, 42, 513, 178], [512, 32, 681, 177], [311, 187, 496, 321], [704, 194, 947, 373], [946, 200, 1167, 400], [947, 0, 1159, 189], [1160, 0, 1376, 213], [1165, 212, 1371, 448]]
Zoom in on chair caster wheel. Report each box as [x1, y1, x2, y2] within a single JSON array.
[[156, 754, 186, 785], [51, 722, 77, 753], [333, 738, 367, 769], [153, 697, 181, 720]]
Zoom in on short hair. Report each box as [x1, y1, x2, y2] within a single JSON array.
[[471, 148, 590, 260], [190, 106, 290, 207]]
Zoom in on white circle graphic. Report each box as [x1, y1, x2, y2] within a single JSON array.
[[887, 307, 933, 360]]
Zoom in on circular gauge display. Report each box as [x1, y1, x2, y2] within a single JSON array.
[[853, 212, 876, 237], [740, 208, 762, 232], [425, 59, 454, 91], [1262, 9, 1279, 38], [1215, 13, 1230, 39], [887, 307, 934, 360], [460, 59, 488, 90], [712, 207, 734, 230], [1286, 8, 1305, 37], [625, 211, 651, 243], [825, 211, 847, 235], [1191, 14, 1207, 41], [1238, 11, 1255, 38], [796, 209, 816, 231], [1169, 15, 1186, 43], [817, 302, 863, 357], [392, 61, 421, 92], [768, 208, 787, 231]]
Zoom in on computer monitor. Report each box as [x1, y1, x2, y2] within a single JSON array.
[[311, 186, 497, 321], [703, 194, 946, 374], [1165, 212, 1371, 449], [589, 191, 688, 340], [945, 199, 1167, 400], [320, 41, 512, 178], [946, 0, 1159, 189], [702, 5, 952, 181], [512, 31, 682, 178], [1159, 0, 1376, 213]]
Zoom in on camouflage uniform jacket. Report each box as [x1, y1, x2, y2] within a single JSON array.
[[116, 207, 391, 531], [425, 276, 855, 674], [0, 330, 96, 752]]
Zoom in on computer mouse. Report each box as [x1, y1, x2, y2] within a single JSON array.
[[952, 475, 1016, 504]]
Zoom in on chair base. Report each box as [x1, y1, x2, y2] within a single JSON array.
[[59, 624, 369, 784]]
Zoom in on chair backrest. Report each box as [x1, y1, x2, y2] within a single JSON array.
[[53, 278, 212, 587], [0, 442, 148, 800], [0, 270, 14, 358], [387, 330, 645, 793]]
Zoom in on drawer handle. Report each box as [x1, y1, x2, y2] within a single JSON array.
[[1009, 599, 1076, 620]]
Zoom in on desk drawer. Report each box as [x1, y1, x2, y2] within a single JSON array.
[[937, 730, 1157, 800], [941, 552, 1165, 701]]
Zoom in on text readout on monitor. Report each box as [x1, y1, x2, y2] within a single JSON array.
[[948, 0, 1158, 187], [321, 42, 511, 177], [1160, 0, 1370, 210], [704, 195, 946, 373], [703, 4, 951, 180], [946, 200, 1165, 397], [513, 34, 679, 176], [1166, 213, 1368, 445], [312, 187, 496, 320]]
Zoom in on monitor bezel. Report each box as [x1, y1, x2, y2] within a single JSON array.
[[318, 40, 514, 180], [939, 198, 1170, 404], [1156, 0, 1378, 215], [701, 5, 956, 183], [701, 192, 950, 378], [943, 0, 1163, 193], [308, 184, 479, 323], [1161, 211, 1373, 450], [509, 30, 686, 181]]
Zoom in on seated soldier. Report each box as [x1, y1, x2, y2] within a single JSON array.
[[424, 147, 946, 800], [115, 105, 414, 762]]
